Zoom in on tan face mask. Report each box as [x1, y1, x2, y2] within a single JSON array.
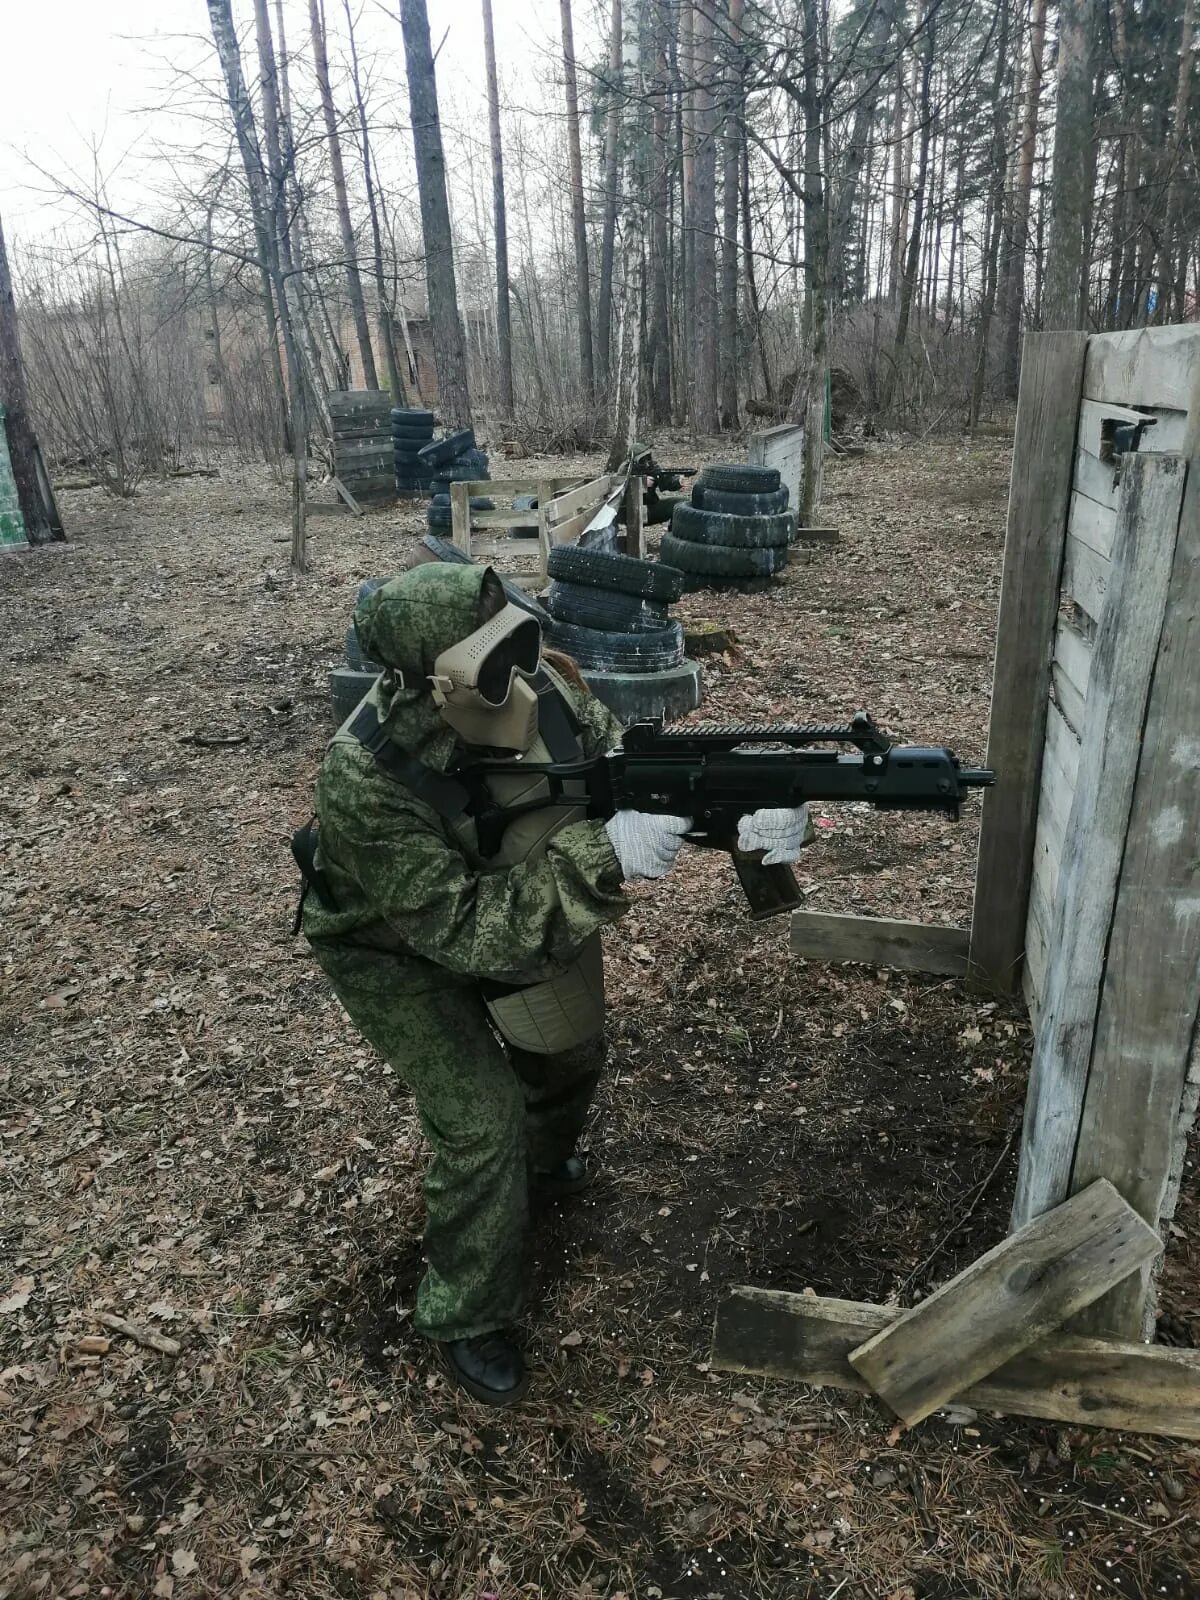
[[429, 602, 543, 751]]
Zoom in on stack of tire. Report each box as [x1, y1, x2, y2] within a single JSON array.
[[416, 428, 492, 536], [541, 545, 703, 724], [660, 464, 794, 591], [392, 407, 436, 497], [329, 389, 395, 507]]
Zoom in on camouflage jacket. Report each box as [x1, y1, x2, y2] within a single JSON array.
[[302, 563, 628, 987]]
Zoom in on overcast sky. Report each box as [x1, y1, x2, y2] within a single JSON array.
[[0, 0, 598, 245]]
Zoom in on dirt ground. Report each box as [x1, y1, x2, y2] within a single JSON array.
[[2, 439, 1198, 1600]]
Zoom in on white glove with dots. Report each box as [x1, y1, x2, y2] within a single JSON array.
[[604, 811, 692, 881], [737, 806, 814, 865]]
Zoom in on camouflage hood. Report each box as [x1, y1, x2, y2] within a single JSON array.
[[353, 561, 490, 771]]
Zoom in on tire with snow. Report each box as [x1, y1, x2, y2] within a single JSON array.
[[543, 616, 684, 673], [546, 544, 685, 603], [545, 580, 670, 634], [670, 503, 794, 550], [418, 428, 477, 469], [691, 484, 789, 515], [660, 531, 784, 579], [697, 464, 781, 495]]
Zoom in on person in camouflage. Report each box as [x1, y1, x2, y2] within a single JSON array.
[[301, 560, 694, 1402]]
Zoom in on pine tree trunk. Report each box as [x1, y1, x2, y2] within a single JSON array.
[[482, 0, 514, 414], [718, 0, 745, 429], [888, 51, 905, 302], [679, 0, 696, 422], [560, 0, 595, 398], [970, 0, 1013, 426], [399, 0, 472, 428], [692, 0, 719, 432], [648, 0, 673, 423], [883, 4, 934, 416], [597, 1, 623, 386], [1043, 0, 1096, 330], [308, 0, 377, 388], [1159, 0, 1196, 318], [1002, 0, 1047, 395], [829, 0, 893, 310], [0, 213, 60, 543]]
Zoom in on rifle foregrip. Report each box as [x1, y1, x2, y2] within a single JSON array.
[[731, 846, 803, 921]]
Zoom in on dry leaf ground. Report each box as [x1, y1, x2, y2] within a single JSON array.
[[1, 439, 1197, 1600]]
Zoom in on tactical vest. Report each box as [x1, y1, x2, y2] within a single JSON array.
[[294, 667, 604, 1056]]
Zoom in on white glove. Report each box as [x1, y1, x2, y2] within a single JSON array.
[[604, 811, 692, 881], [737, 806, 813, 865]]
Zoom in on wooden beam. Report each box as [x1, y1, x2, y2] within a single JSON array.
[[1069, 371, 1200, 1340], [1012, 453, 1187, 1229], [624, 470, 645, 559], [712, 1287, 1200, 1441], [846, 1179, 1160, 1425], [1082, 325, 1200, 411], [968, 332, 1088, 995], [331, 476, 363, 516], [450, 479, 471, 555], [790, 911, 969, 976], [536, 477, 553, 580], [547, 472, 615, 522]]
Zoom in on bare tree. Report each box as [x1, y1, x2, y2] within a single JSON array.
[[1003, 0, 1048, 394], [1043, 0, 1096, 329], [691, 0, 719, 432], [309, 0, 378, 389], [399, 0, 472, 427], [482, 0, 514, 414], [560, 0, 596, 398], [0, 213, 60, 543], [597, 1, 623, 385], [719, 0, 745, 429]]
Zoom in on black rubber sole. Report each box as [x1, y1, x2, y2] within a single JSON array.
[[439, 1345, 531, 1406]]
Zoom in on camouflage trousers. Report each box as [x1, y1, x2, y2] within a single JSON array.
[[312, 947, 603, 1342]]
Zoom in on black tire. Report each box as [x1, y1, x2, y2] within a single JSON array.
[[419, 535, 550, 622], [426, 506, 453, 531], [582, 659, 704, 726], [544, 616, 684, 672], [418, 428, 476, 469], [345, 623, 384, 673], [545, 580, 670, 634], [392, 429, 434, 448], [698, 464, 781, 494], [391, 407, 435, 426], [692, 484, 789, 515], [547, 544, 685, 603], [431, 448, 490, 486], [670, 503, 794, 550], [659, 531, 783, 578], [331, 667, 380, 724]]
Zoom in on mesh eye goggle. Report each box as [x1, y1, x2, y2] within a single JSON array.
[[429, 603, 542, 706]]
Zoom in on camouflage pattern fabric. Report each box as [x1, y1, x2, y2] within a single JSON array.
[[303, 562, 626, 1339]]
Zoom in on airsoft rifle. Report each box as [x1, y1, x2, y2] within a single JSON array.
[[483, 711, 995, 920]]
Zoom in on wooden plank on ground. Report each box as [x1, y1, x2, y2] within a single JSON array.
[[845, 1180, 1160, 1426], [331, 477, 364, 516], [790, 912, 968, 975], [712, 1287, 1200, 1440], [1083, 325, 1200, 411], [1070, 402, 1200, 1340], [1012, 453, 1187, 1229], [968, 331, 1088, 995]]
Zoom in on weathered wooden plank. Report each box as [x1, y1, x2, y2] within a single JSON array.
[[1070, 419, 1200, 1339], [467, 509, 539, 530], [1023, 880, 1050, 1019], [748, 423, 804, 510], [712, 1287, 1200, 1441], [1073, 445, 1121, 509], [790, 912, 969, 975], [1083, 325, 1200, 411], [1067, 489, 1118, 561], [1077, 397, 1152, 459], [969, 332, 1088, 995], [331, 477, 364, 516], [450, 479, 471, 556], [624, 470, 645, 560], [546, 473, 615, 523], [1052, 619, 1092, 729], [1013, 453, 1187, 1228], [846, 1180, 1160, 1425], [548, 504, 610, 547], [1061, 533, 1110, 626], [536, 478, 553, 579]]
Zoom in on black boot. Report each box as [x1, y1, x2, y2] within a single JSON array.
[[533, 1153, 593, 1197], [440, 1331, 529, 1405]]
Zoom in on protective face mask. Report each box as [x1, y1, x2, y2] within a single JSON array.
[[429, 602, 542, 751]]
